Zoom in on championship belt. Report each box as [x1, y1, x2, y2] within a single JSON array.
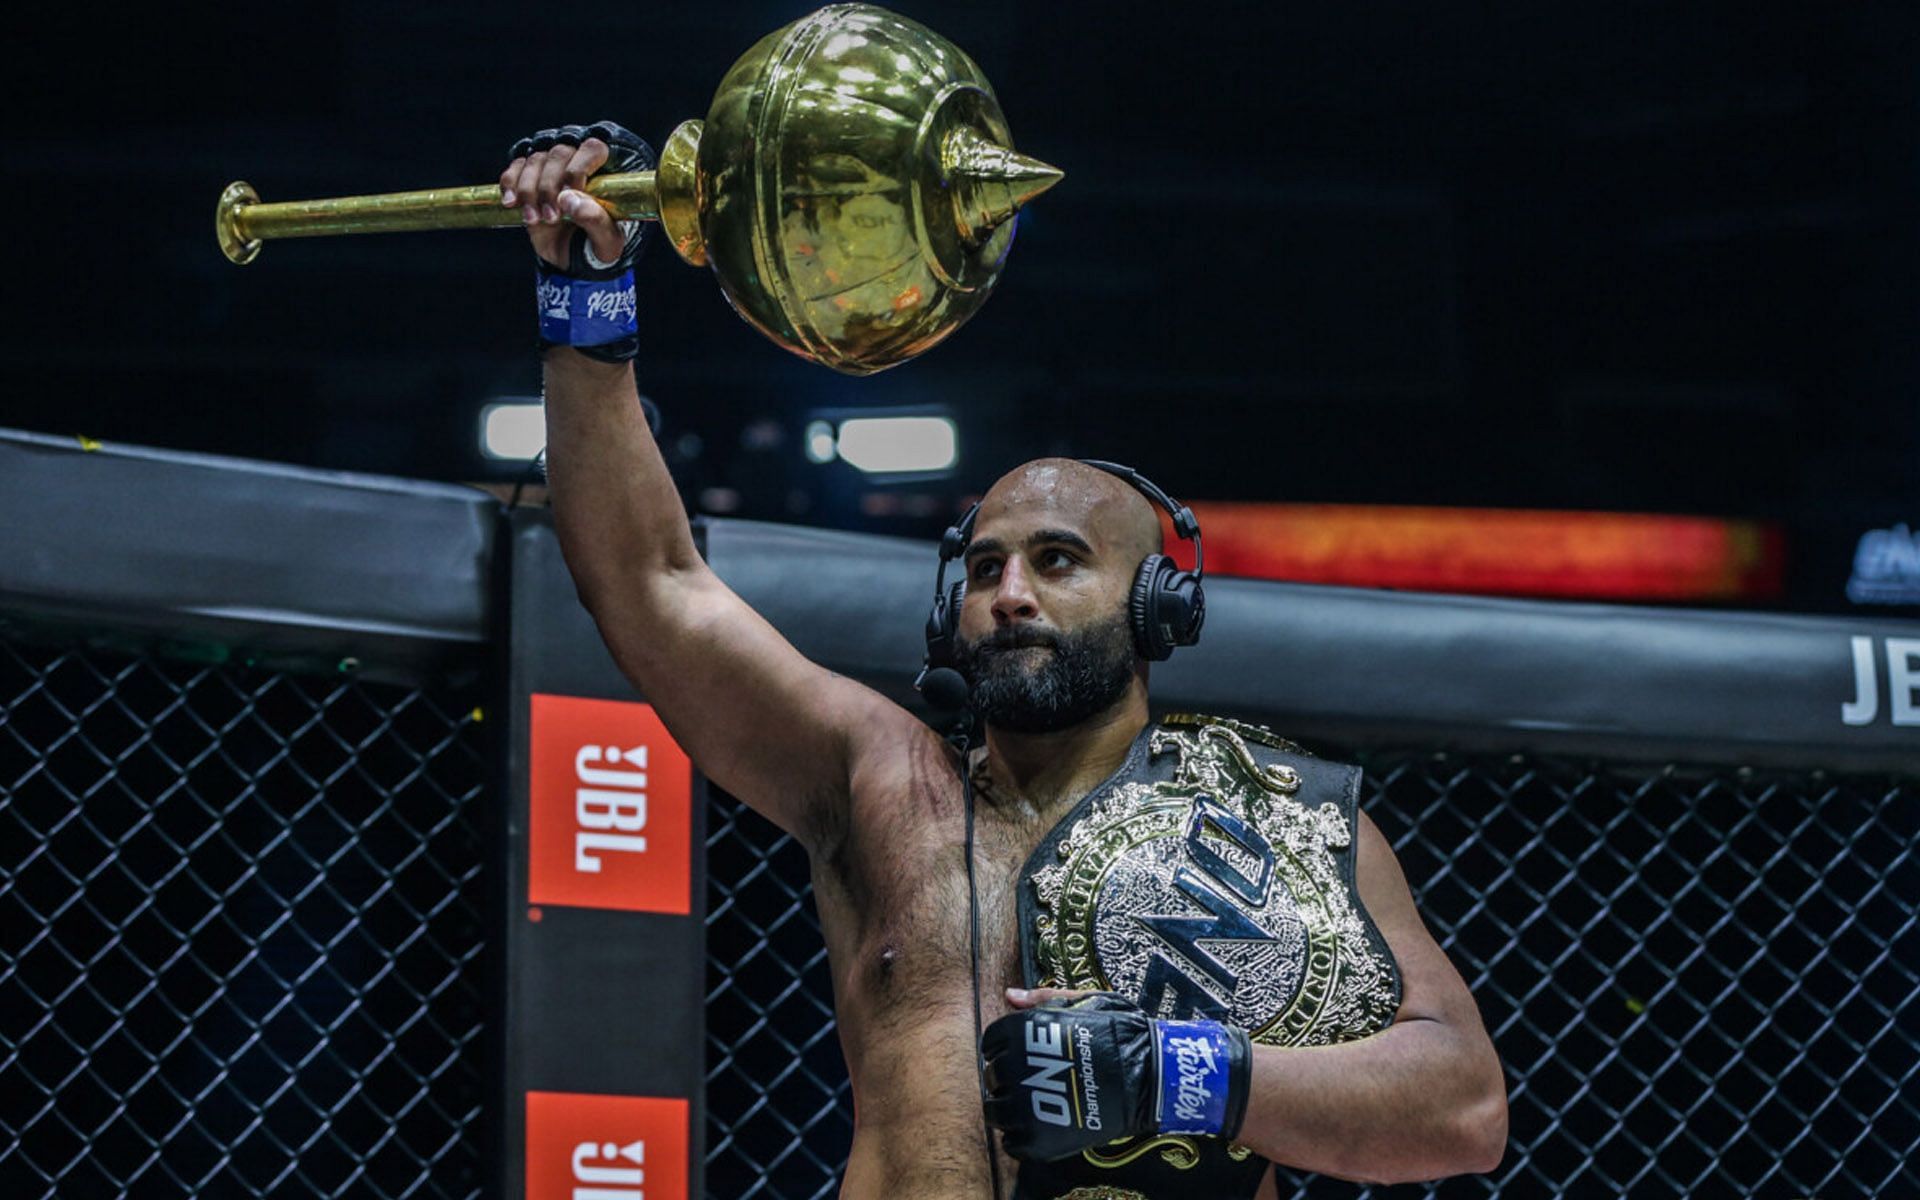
[[1012, 715, 1402, 1200]]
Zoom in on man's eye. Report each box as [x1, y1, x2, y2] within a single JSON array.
[[1039, 549, 1076, 570], [971, 560, 1001, 582]]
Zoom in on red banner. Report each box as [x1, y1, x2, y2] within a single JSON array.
[[529, 695, 693, 914], [1186, 503, 1786, 601], [525, 1091, 689, 1200]]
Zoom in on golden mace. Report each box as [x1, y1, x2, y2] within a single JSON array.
[[215, 4, 1061, 375]]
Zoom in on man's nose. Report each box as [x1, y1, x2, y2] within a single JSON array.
[[991, 559, 1039, 624]]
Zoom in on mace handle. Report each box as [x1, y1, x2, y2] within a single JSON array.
[[216, 171, 661, 265]]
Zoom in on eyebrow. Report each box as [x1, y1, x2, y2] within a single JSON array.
[[963, 528, 1095, 562]]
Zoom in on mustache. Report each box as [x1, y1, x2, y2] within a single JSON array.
[[971, 625, 1061, 652]]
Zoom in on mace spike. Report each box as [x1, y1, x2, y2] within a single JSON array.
[[944, 127, 1065, 243]]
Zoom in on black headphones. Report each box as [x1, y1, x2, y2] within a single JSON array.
[[921, 459, 1205, 674]]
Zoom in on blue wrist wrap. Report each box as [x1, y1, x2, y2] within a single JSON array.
[[536, 269, 638, 347], [1153, 1019, 1235, 1135]]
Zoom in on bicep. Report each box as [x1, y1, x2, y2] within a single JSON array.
[[1353, 809, 1509, 1162], [1353, 809, 1485, 1031], [589, 563, 914, 845]]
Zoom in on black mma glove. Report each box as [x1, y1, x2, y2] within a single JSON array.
[[980, 992, 1253, 1163], [511, 121, 655, 363]]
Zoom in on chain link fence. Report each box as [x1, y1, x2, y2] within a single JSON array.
[[704, 747, 1920, 1199], [705, 798, 848, 1198], [0, 637, 489, 1199]]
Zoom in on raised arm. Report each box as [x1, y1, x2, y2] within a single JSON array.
[[506, 125, 914, 846]]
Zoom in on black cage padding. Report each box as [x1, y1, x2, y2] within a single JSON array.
[[0, 430, 495, 688]]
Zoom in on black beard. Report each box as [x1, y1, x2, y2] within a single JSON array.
[[953, 610, 1137, 734]]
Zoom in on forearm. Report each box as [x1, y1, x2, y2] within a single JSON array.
[[505, 131, 879, 841], [541, 348, 705, 606], [1235, 1018, 1506, 1184]]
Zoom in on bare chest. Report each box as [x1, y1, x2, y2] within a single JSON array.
[[818, 753, 1063, 1025], [808, 748, 1115, 1195]]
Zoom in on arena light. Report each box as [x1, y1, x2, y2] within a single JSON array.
[[480, 401, 545, 461], [804, 420, 838, 464], [834, 415, 957, 474]]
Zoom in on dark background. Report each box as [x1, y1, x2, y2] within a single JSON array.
[[11, 1, 1917, 611]]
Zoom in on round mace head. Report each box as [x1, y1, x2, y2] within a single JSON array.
[[692, 3, 1062, 375]]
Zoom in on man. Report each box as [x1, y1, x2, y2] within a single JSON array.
[[502, 124, 1507, 1199]]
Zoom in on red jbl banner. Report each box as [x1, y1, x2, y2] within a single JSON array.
[[525, 1091, 688, 1200], [528, 694, 692, 914]]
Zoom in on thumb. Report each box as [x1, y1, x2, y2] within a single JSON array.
[[560, 189, 626, 266]]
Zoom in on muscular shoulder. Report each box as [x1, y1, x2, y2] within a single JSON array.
[[1352, 808, 1483, 1027], [807, 690, 958, 859]]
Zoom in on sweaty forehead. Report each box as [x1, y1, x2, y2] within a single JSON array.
[[973, 459, 1160, 558]]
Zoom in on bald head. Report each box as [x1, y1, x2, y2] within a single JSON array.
[[975, 458, 1163, 566], [955, 459, 1161, 730]]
